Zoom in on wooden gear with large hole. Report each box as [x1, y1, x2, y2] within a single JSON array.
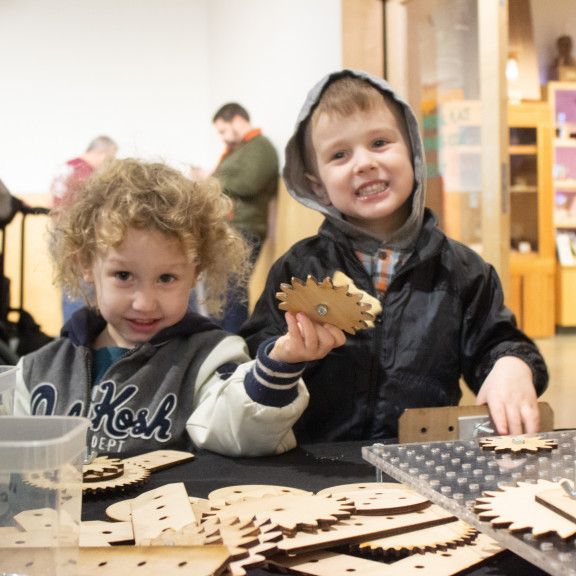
[[276, 275, 377, 334]]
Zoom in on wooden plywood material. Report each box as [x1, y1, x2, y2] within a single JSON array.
[[276, 505, 455, 555], [80, 520, 134, 546], [123, 450, 195, 472], [77, 546, 230, 576], [535, 486, 576, 525], [269, 533, 502, 576], [355, 520, 478, 557], [398, 402, 554, 444], [131, 482, 197, 544], [210, 493, 355, 536], [316, 482, 430, 515], [475, 480, 576, 539]]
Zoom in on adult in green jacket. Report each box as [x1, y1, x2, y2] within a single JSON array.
[[194, 103, 279, 333]]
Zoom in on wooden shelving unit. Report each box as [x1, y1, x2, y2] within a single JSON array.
[[547, 82, 576, 327], [507, 102, 556, 338]]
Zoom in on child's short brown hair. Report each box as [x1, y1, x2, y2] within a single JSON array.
[[49, 158, 251, 317], [301, 74, 411, 179]]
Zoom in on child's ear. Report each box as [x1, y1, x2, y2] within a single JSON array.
[[78, 257, 94, 283], [189, 268, 201, 290], [305, 173, 331, 207]]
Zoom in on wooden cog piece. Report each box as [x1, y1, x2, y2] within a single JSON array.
[[479, 435, 559, 454], [147, 516, 282, 575], [82, 456, 150, 496], [83, 458, 125, 482], [276, 275, 375, 334], [354, 519, 479, 558], [208, 492, 356, 536], [474, 479, 576, 539], [316, 482, 430, 515]]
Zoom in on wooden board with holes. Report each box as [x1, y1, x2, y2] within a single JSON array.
[[398, 402, 554, 443], [269, 532, 503, 576], [131, 482, 197, 544], [276, 505, 455, 555], [77, 546, 230, 576], [14, 508, 76, 533], [0, 547, 77, 575], [106, 493, 208, 523], [80, 521, 134, 546], [123, 450, 195, 472]]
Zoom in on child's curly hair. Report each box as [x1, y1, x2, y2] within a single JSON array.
[[49, 158, 251, 318]]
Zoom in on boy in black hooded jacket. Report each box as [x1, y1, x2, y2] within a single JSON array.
[[241, 70, 548, 444]]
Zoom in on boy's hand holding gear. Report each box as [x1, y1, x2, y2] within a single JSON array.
[[276, 271, 382, 335]]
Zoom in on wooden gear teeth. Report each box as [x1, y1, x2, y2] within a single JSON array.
[[474, 480, 576, 540], [353, 520, 479, 558], [479, 435, 559, 454], [82, 457, 150, 496], [207, 492, 356, 536], [276, 275, 376, 334]]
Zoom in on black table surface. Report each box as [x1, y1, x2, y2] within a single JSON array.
[[82, 440, 549, 576]]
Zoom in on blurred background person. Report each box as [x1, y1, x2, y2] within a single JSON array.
[[50, 135, 118, 323], [191, 103, 278, 333]]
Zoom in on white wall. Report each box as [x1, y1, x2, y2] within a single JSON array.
[[0, 0, 341, 196]]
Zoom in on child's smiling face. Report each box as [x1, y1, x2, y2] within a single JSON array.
[[82, 227, 198, 349], [308, 99, 415, 240]]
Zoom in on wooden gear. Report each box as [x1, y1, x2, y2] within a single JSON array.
[[208, 492, 356, 536], [474, 480, 576, 539], [70, 481, 504, 575], [316, 482, 430, 515], [82, 457, 150, 496], [479, 435, 559, 454], [276, 275, 376, 334], [353, 520, 479, 558], [83, 450, 194, 496]]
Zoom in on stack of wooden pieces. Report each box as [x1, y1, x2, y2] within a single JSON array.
[[74, 481, 504, 576]]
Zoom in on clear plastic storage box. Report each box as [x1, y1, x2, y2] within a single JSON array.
[[0, 416, 90, 575], [0, 365, 18, 415]]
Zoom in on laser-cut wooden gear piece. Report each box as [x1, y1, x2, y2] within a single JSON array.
[[276, 275, 375, 334], [208, 492, 356, 536], [83, 457, 126, 483], [316, 482, 430, 515], [82, 457, 151, 496], [479, 435, 558, 454], [474, 480, 576, 539], [24, 458, 150, 496], [147, 516, 282, 576], [353, 520, 479, 558]]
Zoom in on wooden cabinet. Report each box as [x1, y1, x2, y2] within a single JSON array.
[[547, 82, 576, 327], [507, 102, 556, 338], [556, 265, 576, 327]]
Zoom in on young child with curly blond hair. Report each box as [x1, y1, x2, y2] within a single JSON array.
[[15, 158, 345, 457]]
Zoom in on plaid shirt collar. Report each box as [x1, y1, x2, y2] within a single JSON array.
[[355, 246, 412, 297]]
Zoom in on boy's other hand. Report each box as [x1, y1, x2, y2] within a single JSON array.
[[269, 311, 346, 364], [475, 356, 540, 436]]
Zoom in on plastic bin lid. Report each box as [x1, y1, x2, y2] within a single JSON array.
[[0, 416, 90, 471]]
